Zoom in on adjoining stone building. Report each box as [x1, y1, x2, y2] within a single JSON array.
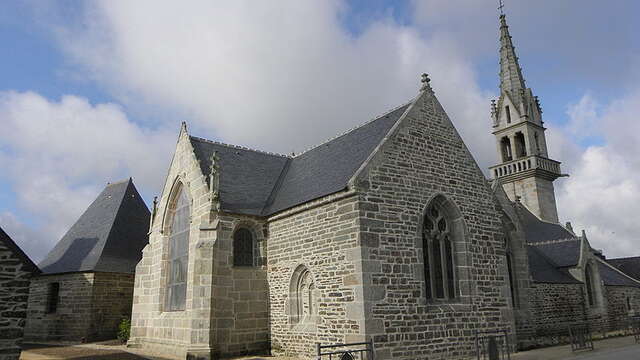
[[489, 14, 640, 349], [0, 227, 40, 360], [24, 179, 150, 342]]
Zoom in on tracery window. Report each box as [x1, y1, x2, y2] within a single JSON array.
[[233, 228, 254, 267], [423, 198, 456, 300], [165, 185, 190, 311], [290, 265, 316, 326]]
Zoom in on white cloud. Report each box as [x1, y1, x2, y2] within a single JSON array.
[[556, 91, 640, 258], [0, 91, 175, 260], [45, 0, 495, 167]]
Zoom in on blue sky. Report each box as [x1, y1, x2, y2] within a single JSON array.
[[1, 1, 639, 262]]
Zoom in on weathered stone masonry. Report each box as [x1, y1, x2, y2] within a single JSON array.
[[0, 233, 39, 360], [24, 272, 134, 342], [355, 91, 513, 359], [268, 194, 363, 358]]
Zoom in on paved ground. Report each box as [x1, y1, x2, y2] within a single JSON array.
[[20, 342, 294, 360], [513, 335, 640, 360], [20, 336, 640, 359]]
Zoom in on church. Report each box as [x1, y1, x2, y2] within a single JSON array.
[[119, 13, 640, 360]]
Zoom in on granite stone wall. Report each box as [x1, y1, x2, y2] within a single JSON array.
[[24, 272, 134, 342], [210, 214, 269, 357], [604, 286, 640, 331], [24, 273, 95, 341], [267, 194, 363, 358], [528, 283, 586, 340], [354, 91, 513, 359], [0, 240, 33, 360], [91, 272, 135, 340]]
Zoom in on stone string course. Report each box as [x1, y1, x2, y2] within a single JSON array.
[[0, 240, 33, 360]]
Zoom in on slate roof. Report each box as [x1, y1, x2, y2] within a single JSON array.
[[38, 179, 150, 274], [530, 240, 581, 268], [0, 226, 40, 274], [597, 260, 640, 287], [192, 103, 411, 216], [607, 257, 640, 282], [516, 203, 574, 244], [526, 245, 580, 284]]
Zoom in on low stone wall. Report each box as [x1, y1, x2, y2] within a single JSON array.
[[0, 240, 34, 360], [24, 272, 135, 342]]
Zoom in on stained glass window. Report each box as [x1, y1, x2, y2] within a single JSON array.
[[165, 186, 190, 311]]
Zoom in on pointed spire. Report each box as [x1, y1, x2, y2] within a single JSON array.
[[499, 14, 526, 104]]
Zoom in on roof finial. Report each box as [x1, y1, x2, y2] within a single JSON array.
[[420, 73, 432, 93], [498, 0, 505, 15]]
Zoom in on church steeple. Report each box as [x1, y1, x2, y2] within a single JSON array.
[[489, 13, 566, 224], [499, 14, 526, 105]]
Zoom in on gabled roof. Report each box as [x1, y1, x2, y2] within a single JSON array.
[[191, 137, 289, 216], [0, 226, 40, 274], [515, 203, 574, 244], [607, 257, 640, 282], [526, 245, 580, 284], [531, 239, 581, 268], [597, 260, 640, 288], [191, 103, 411, 216], [38, 179, 150, 274]]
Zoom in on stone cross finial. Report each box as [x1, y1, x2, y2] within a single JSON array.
[[420, 73, 433, 92], [498, 0, 505, 15]]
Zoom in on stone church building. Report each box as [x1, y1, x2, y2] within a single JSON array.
[[24, 179, 150, 342], [123, 13, 640, 360]]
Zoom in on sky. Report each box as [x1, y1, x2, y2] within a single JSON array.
[[0, 0, 639, 263]]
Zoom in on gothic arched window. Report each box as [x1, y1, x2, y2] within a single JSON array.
[[290, 265, 316, 326], [165, 184, 190, 311], [585, 263, 596, 307], [233, 228, 254, 267], [423, 197, 457, 300]]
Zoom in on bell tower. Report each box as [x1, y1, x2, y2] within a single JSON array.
[[489, 14, 566, 223]]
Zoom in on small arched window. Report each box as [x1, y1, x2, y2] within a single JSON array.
[[233, 228, 254, 267], [585, 263, 596, 307], [423, 197, 457, 300], [165, 185, 190, 311]]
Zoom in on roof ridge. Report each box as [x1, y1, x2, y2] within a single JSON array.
[[294, 101, 413, 157], [91, 179, 133, 271], [529, 238, 579, 246], [106, 178, 131, 186], [596, 256, 640, 286], [608, 256, 640, 261], [189, 135, 291, 158]]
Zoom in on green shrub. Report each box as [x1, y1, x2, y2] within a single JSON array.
[[117, 318, 131, 343]]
